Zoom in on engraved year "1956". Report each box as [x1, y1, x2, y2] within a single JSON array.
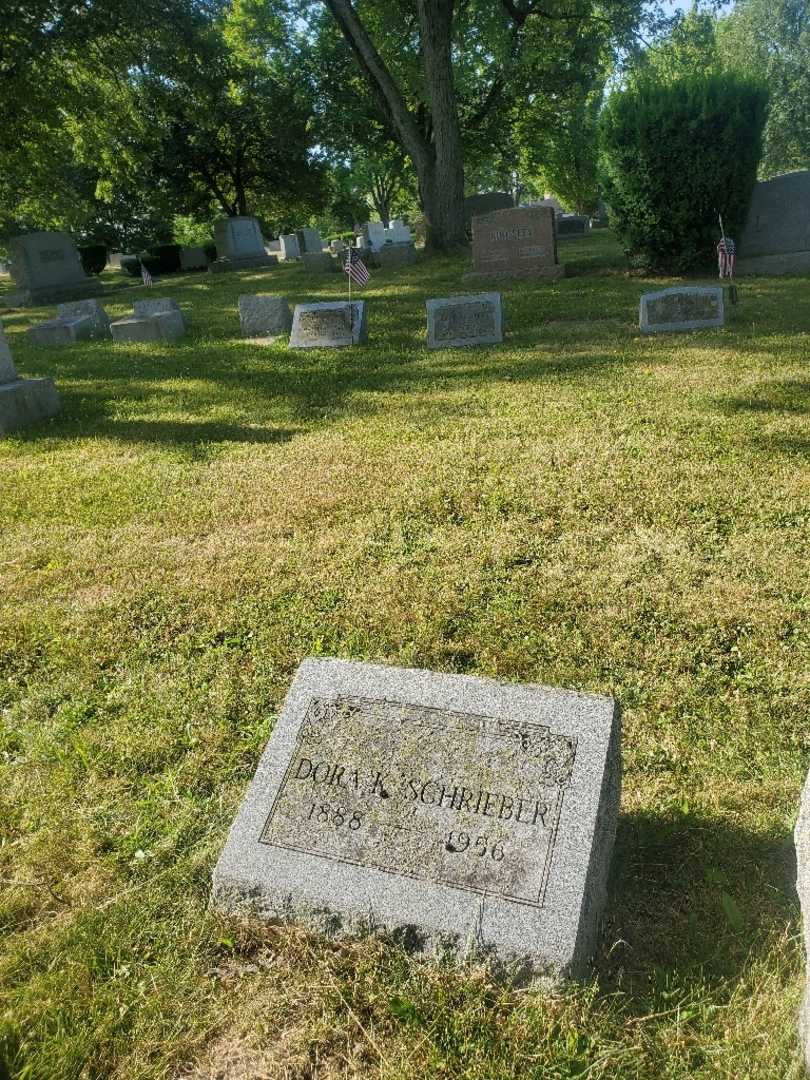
[[444, 831, 505, 861]]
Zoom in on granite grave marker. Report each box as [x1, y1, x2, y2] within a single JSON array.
[[0, 323, 61, 435], [426, 293, 503, 349], [210, 217, 277, 274], [9, 231, 103, 306], [738, 170, 810, 275], [238, 294, 292, 338], [639, 287, 724, 333], [212, 658, 620, 980], [464, 207, 564, 283], [289, 302, 367, 349], [57, 299, 111, 338]]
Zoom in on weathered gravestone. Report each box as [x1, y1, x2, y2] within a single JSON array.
[[8, 231, 103, 306], [796, 769, 810, 1074], [639, 287, 724, 333], [737, 171, 810, 275], [266, 240, 281, 254], [463, 192, 514, 232], [301, 252, 338, 274], [27, 315, 93, 348], [111, 300, 185, 343], [179, 246, 209, 271], [387, 219, 413, 244], [464, 207, 564, 284], [57, 299, 111, 338], [289, 302, 367, 349], [212, 658, 621, 980], [210, 217, 277, 274], [280, 234, 301, 261], [426, 293, 503, 349], [297, 227, 324, 254], [374, 244, 417, 269], [362, 222, 387, 252], [0, 323, 61, 435], [238, 294, 292, 338]]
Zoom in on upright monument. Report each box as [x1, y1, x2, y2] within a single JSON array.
[[9, 231, 103, 307], [209, 216, 278, 274], [0, 323, 61, 435]]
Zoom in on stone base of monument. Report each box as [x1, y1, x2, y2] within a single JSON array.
[[208, 255, 278, 275], [15, 279, 105, 308], [0, 378, 61, 435], [289, 302, 367, 348], [736, 251, 810, 276], [462, 265, 565, 284], [27, 316, 94, 348], [796, 770, 810, 1073], [212, 658, 620, 982]]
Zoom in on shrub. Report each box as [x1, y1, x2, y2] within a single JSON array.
[[79, 244, 107, 276], [599, 72, 768, 272], [147, 244, 182, 274], [202, 242, 217, 263]]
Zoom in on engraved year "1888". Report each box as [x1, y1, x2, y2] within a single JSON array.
[[445, 831, 505, 861], [306, 803, 363, 830]]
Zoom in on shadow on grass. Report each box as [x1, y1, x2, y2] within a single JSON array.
[[599, 808, 796, 998]]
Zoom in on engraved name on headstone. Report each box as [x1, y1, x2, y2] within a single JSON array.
[[463, 207, 564, 284], [289, 302, 367, 349], [639, 287, 724, 333], [426, 293, 503, 349], [212, 659, 620, 980]]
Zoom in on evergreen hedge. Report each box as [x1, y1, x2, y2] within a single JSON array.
[[79, 245, 107, 276], [599, 72, 768, 272]]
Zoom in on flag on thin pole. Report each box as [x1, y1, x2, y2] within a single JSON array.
[[141, 260, 153, 287], [343, 247, 369, 288]]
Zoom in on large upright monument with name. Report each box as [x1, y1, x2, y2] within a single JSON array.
[[9, 231, 103, 307]]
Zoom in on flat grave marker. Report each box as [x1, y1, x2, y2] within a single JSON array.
[[212, 658, 620, 980], [639, 286, 724, 333], [0, 323, 61, 435], [426, 293, 503, 348], [289, 302, 367, 349], [238, 294, 292, 338]]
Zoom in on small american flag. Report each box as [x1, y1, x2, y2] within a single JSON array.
[[343, 248, 369, 288], [141, 261, 153, 287], [717, 237, 736, 279]]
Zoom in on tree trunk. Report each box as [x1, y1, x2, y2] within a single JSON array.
[[415, 0, 466, 250], [323, 0, 466, 251]]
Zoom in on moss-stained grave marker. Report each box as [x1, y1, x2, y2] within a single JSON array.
[[212, 659, 620, 981]]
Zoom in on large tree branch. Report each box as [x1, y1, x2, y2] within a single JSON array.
[[321, 0, 430, 173]]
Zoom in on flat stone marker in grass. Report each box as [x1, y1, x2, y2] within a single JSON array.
[[796, 769, 810, 1072], [639, 287, 724, 333], [426, 293, 503, 349], [238, 294, 292, 338], [289, 302, 367, 348], [0, 323, 60, 435], [134, 297, 186, 328], [110, 311, 185, 343], [212, 658, 620, 980], [27, 315, 94, 348]]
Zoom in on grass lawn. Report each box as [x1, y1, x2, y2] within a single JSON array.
[[1, 232, 808, 1078]]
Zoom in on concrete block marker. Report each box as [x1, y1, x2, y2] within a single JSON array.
[[639, 286, 724, 333], [426, 293, 503, 349], [212, 658, 620, 981], [796, 769, 810, 1073], [0, 323, 61, 436], [57, 299, 111, 337], [289, 302, 367, 349], [238, 295, 292, 338], [27, 316, 94, 348]]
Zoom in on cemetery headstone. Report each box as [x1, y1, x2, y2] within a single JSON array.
[[210, 216, 277, 274], [57, 299, 111, 338], [280, 234, 301, 261], [426, 293, 503, 349], [27, 315, 93, 348], [737, 170, 810, 275], [296, 227, 324, 254], [374, 243, 417, 269], [464, 207, 564, 284], [301, 252, 338, 274], [133, 297, 185, 325], [289, 302, 367, 349], [362, 222, 387, 253], [639, 287, 724, 333], [212, 658, 620, 980], [0, 323, 61, 435], [179, 246, 209, 271], [463, 192, 514, 231], [111, 301, 185, 343], [797, 769, 810, 1072], [8, 231, 103, 306], [238, 294, 292, 338], [266, 240, 281, 254], [107, 252, 123, 269], [386, 219, 413, 244], [556, 215, 589, 239]]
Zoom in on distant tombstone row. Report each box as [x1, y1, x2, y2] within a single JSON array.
[[0, 323, 60, 436]]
